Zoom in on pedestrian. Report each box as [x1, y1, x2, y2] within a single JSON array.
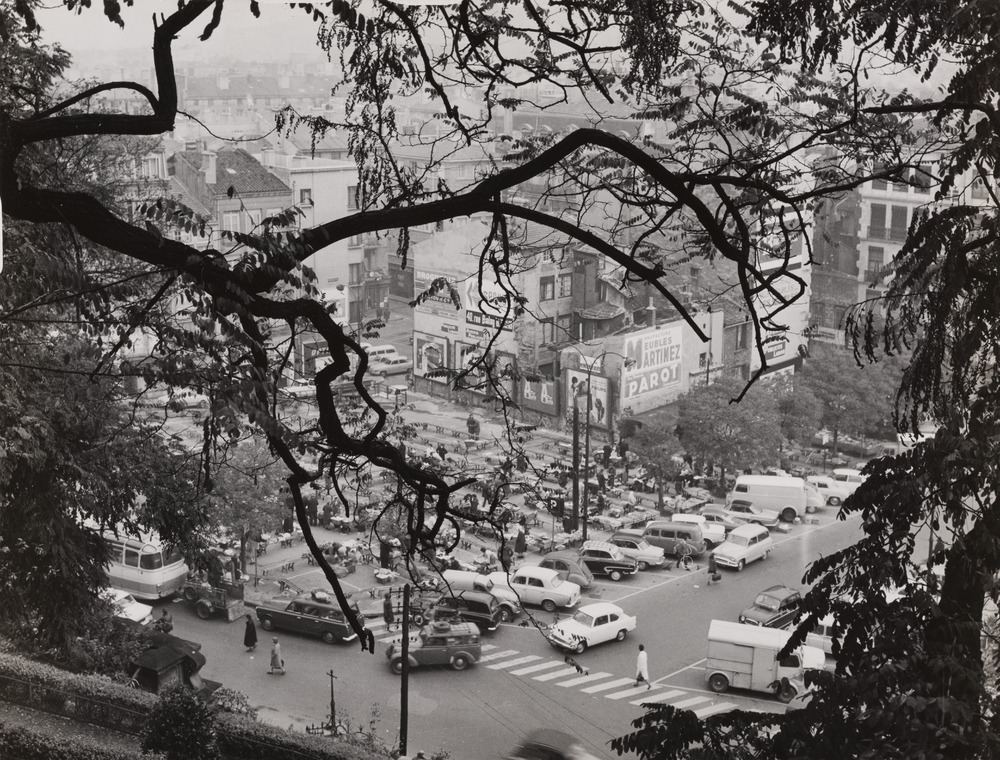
[[267, 637, 285, 675], [383, 593, 395, 630], [515, 526, 527, 559], [244, 613, 257, 652], [608, 466, 616, 489], [707, 552, 720, 586], [597, 469, 606, 493], [634, 644, 651, 690], [675, 540, 694, 570]]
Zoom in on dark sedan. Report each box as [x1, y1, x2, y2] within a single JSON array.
[[256, 589, 362, 644]]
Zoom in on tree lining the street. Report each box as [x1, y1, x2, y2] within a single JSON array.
[[3, 1, 999, 757]]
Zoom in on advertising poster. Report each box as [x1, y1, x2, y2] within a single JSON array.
[[415, 335, 447, 380], [521, 377, 558, 415], [463, 277, 513, 332], [566, 370, 610, 428], [621, 325, 683, 403]]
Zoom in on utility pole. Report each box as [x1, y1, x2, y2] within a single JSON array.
[[399, 585, 410, 757], [325, 670, 338, 734], [571, 403, 580, 533], [582, 377, 592, 541]]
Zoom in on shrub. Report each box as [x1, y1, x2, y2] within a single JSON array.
[[212, 686, 258, 720], [0, 721, 161, 760], [217, 713, 390, 760], [142, 683, 220, 760]]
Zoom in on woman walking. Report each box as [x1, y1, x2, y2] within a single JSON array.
[[268, 637, 285, 675], [634, 644, 651, 690], [243, 613, 257, 652]]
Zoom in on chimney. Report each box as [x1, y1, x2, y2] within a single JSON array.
[[201, 150, 216, 186]]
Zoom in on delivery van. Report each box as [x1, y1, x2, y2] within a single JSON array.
[[441, 569, 522, 623], [727, 475, 825, 523], [706, 619, 825, 703]]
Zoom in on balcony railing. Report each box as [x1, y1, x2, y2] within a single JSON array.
[[866, 226, 908, 242]]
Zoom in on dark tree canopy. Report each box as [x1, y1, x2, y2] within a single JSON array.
[[2, 0, 1000, 757]]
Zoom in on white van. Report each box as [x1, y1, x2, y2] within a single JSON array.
[[441, 569, 522, 623], [727, 475, 825, 523], [831, 468, 866, 495], [366, 344, 399, 363]]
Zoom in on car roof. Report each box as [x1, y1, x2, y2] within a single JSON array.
[[576, 602, 623, 616], [509, 566, 559, 580], [729, 523, 769, 536], [438, 589, 493, 603], [759, 584, 797, 596], [539, 552, 582, 563]]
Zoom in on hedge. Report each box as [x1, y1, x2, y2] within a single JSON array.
[[0, 652, 153, 734], [0, 721, 163, 760], [218, 714, 391, 760]]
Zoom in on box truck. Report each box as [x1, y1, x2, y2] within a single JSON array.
[[727, 475, 825, 523], [706, 619, 825, 703]]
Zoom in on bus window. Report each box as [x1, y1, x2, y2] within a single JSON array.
[[140, 552, 164, 570], [124, 548, 140, 567], [164, 545, 183, 564]]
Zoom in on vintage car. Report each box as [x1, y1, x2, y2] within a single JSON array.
[[535, 553, 595, 589], [102, 588, 153, 626], [487, 567, 581, 612], [385, 620, 481, 674], [713, 523, 774, 572], [432, 589, 504, 633], [506, 729, 603, 760], [256, 589, 362, 644], [724, 500, 781, 528], [739, 585, 802, 629], [577, 541, 639, 581], [547, 602, 637, 653], [608, 533, 666, 570]]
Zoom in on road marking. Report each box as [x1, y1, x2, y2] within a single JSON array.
[[533, 667, 583, 681], [694, 702, 738, 718], [482, 644, 497, 651], [486, 656, 542, 670], [654, 658, 706, 684], [668, 696, 713, 710], [580, 677, 635, 694], [478, 649, 519, 663], [629, 689, 684, 706], [605, 685, 663, 700], [556, 671, 612, 687], [509, 661, 567, 676]]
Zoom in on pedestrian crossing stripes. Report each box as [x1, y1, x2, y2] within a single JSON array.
[[532, 667, 581, 682], [630, 689, 684, 706], [557, 672, 612, 688], [509, 661, 566, 676], [486, 655, 542, 670], [580, 677, 634, 694]]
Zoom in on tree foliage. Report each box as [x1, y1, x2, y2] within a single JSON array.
[[142, 683, 220, 760]]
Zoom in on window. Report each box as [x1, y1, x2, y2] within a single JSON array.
[[299, 188, 312, 205], [559, 273, 573, 297], [140, 553, 164, 570], [867, 246, 885, 279], [556, 314, 572, 337], [347, 184, 358, 211], [348, 234, 362, 247], [141, 156, 160, 178], [540, 277, 555, 301], [890, 205, 908, 239], [736, 322, 750, 350], [540, 319, 556, 344], [246, 208, 262, 231], [869, 203, 886, 236], [124, 549, 139, 567], [910, 169, 930, 193], [222, 211, 240, 232], [349, 263, 362, 284], [528, 577, 543, 588]]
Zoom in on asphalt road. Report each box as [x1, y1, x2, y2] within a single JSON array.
[[170, 509, 863, 759]]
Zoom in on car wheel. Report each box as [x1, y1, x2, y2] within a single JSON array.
[[451, 655, 469, 671], [183, 587, 199, 603], [637, 561, 648, 571], [777, 683, 797, 703], [498, 608, 514, 624], [829, 497, 842, 506], [259, 615, 275, 631], [762, 550, 770, 561], [609, 569, 623, 582], [737, 559, 746, 572], [750, 520, 762, 526], [390, 658, 404, 675], [708, 673, 730, 693], [542, 599, 557, 613], [615, 629, 628, 642], [781, 507, 797, 523], [195, 602, 212, 620], [575, 639, 587, 654], [411, 612, 425, 626], [321, 631, 337, 645]]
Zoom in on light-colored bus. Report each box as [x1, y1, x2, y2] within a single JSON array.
[[101, 530, 189, 600]]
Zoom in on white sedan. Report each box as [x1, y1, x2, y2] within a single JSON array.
[[547, 602, 637, 654], [806, 475, 853, 506]]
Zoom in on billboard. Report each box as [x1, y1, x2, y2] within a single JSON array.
[[521, 377, 557, 415], [566, 370, 610, 428], [414, 335, 447, 380], [621, 326, 683, 402]]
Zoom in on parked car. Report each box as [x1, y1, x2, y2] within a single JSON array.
[[487, 568, 581, 612], [806, 475, 853, 506], [608, 533, 666, 570], [547, 602, 637, 653], [724, 499, 781, 528], [831, 468, 866, 495], [577, 541, 639, 581], [671, 513, 726, 548], [697, 506, 742, 533], [713, 523, 774, 572], [739, 585, 802, 629], [506, 729, 603, 760], [256, 589, 362, 644], [641, 521, 708, 557], [535, 553, 595, 589], [441, 569, 522, 622], [102, 588, 153, 626], [386, 620, 481, 674], [370, 356, 412, 376], [432, 589, 504, 633]]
